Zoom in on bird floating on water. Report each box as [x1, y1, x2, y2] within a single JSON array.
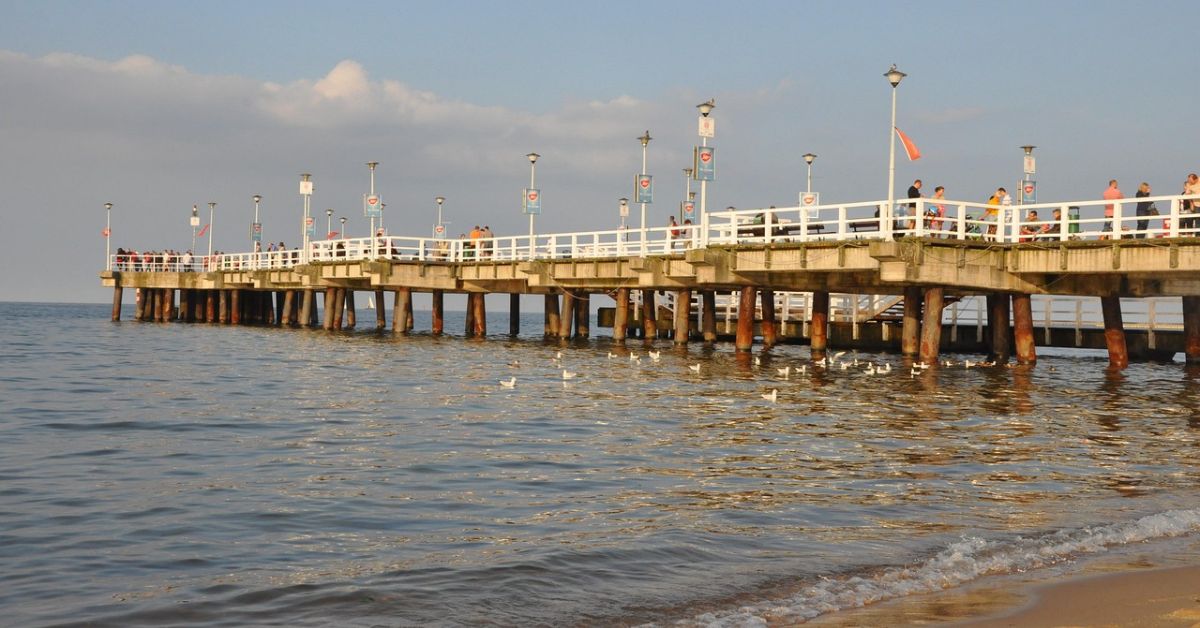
[[777, 366, 791, 379], [762, 389, 778, 403], [500, 377, 516, 388], [753, 356, 761, 366], [607, 352, 617, 359], [688, 363, 702, 373], [562, 369, 577, 380], [964, 359, 976, 368]]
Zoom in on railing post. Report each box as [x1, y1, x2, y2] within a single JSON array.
[[798, 204, 809, 242], [764, 211, 774, 245], [837, 206, 847, 240], [1112, 201, 1123, 240], [700, 207, 710, 248], [1170, 198, 1181, 238], [1059, 204, 1070, 241], [956, 204, 966, 240], [914, 199, 925, 237]]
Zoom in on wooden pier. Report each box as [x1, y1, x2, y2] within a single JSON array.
[[102, 234, 1200, 367]]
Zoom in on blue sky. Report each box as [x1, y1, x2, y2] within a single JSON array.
[[1, 0, 1195, 301]]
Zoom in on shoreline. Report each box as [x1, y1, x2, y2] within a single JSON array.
[[805, 540, 1200, 627]]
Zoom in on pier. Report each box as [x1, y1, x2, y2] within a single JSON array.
[[101, 192, 1200, 367]]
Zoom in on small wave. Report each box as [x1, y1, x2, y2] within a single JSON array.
[[681, 508, 1200, 626]]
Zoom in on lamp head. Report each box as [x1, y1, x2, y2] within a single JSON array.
[[300, 173, 311, 181], [104, 202, 113, 210], [638, 130, 652, 146], [367, 161, 379, 170], [436, 196, 445, 206], [253, 194, 262, 204], [1020, 145, 1037, 155], [696, 99, 715, 117], [683, 167, 693, 177], [326, 208, 333, 217], [340, 217, 346, 224], [526, 152, 540, 164], [803, 152, 817, 165], [885, 64, 906, 87], [208, 202, 216, 210], [619, 197, 628, 207]]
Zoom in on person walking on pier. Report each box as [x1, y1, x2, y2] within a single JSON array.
[[1183, 173, 1200, 233], [1102, 179, 1123, 236], [904, 179, 922, 231], [929, 185, 946, 236], [1134, 182, 1153, 238]]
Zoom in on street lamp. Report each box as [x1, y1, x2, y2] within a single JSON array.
[[682, 167, 693, 223], [340, 216, 347, 239], [619, 197, 629, 231], [251, 194, 262, 248], [300, 173, 313, 263], [104, 202, 113, 270], [191, 204, 199, 254], [885, 64, 907, 238], [696, 99, 715, 247], [638, 130, 652, 256], [526, 152, 539, 244], [803, 153, 817, 194], [366, 161, 379, 253], [326, 208, 334, 239], [435, 196, 445, 238], [207, 202, 216, 258]]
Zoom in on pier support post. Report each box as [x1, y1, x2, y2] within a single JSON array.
[[431, 290, 444, 335], [375, 289, 386, 330], [178, 289, 190, 322], [702, 291, 717, 343], [344, 291, 356, 329], [323, 288, 335, 330], [333, 288, 346, 330], [735, 286, 756, 352], [473, 291, 487, 337], [901, 286, 923, 356], [545, 294, 560, 337], [509, 294, 520, 336], [560, 291, 575, 339], [1184, 296, 1200, 364], [674, 289, 692, 345], [465, 293, 477, 336], [575, 293, 590, 338], [134, 289, 145, 321], [394, 289, 411, 333], [760, 289, 777, 347], [230, 290, 241, 325], [918, 286, 945, 364], [613, 288, 629, 343], [145, 290, 154, 321], [987, 293, 1011, 363], [281, 291, 295, 326], [111, 286, 123, 321], [274, 292, 284, 325], [217, 290, 226, 324], [641, 290, 656, 341], [811, 290, 830, 355], [1100, 295, 1129, 369], [1012, 292, 1037, 364], [300, 290, 314, 328]]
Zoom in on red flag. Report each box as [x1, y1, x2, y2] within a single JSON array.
[[895, 127, 921, 161], [327, 231, 339, 240], [196, 223, 209, 237]]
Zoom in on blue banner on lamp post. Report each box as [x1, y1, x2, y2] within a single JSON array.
[[635, 175, 653, 204], [251, 222, 262, 242], [523, 188, 541, 215], [695, 146, 715, 181], [682, 200, 696, 221]]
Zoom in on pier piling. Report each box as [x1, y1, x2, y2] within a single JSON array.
[[432, 290, 444, 335], [230, 290, 241, 325], [987, 293, 1011, 363], [575, 293, 590, 338], [901, 286, 923, 356], [1013, 292, 1037, 364], [375, 289, 386, 329], [111, 286, 122, 321], [1184, 296, 1200, 364], [299, 290, 313, 328], [641, 290, 656, 341], [702, 291, 717, 343], [674, 289, 692, 345], [1101, 295, 1129, 368], [810, 290, 830, 355], [613, 288, 629, 343], [735, 286, 755, 352], [760, 289, 777, 348], [509, 294, 520, 336], [560, 291, 575, 339], [918, 286, 945, 363], [344, 291, 356, 329], [281, 290, 295, 326], [394, 288, 411, 333]]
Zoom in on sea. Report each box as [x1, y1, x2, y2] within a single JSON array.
[[3, 300, 1200, 627]]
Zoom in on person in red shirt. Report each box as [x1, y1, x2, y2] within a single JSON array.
[[1102, 179, 1123, 236]]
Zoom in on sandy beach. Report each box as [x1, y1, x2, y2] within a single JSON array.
[[805, 559, 1200, 627]]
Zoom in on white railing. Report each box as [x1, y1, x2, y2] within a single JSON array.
[[110, 193, 1200, 272]]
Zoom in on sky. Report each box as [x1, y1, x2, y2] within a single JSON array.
[[1, 0, 1196, 302]]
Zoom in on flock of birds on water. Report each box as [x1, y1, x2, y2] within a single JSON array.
[[496, 348, 1013, 403]]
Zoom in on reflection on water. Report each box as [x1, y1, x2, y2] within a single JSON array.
[[0, 303, 1199, 626]]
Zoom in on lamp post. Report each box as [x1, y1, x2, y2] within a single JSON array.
[[365, 161, 379, 255], [340, 217, 347, 239], [619, 197, 629, 231], [803, 152, 817, 194], [104, 202, 112, 270], [326, 208, 334, 239], [526, 152, 539, 244], [885, 64, 906, 239], [1019, 145, 1037, 207], [435, 196, 445, 238], [697, 99, 715, 247], [190, 204, 198, 256], [638, 130, 652, 256], [207, 202, 216, 258], [300, 173, 313, 263], [251, 194, 262, 248]]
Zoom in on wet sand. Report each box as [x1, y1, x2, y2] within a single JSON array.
[[806, 564, 1200, 627]]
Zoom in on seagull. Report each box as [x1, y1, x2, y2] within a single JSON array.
[[815, 357, 827, 367], [910, 365, 922, 378], [555, 351, 563, 360], [777, 366, 791, 379], [762, 389, 778, 403], [840, 362, 849, 370], [648, 350, 661, 362], [880, 363, 892, 373], [964, 359, 976, 368], [865, 363, 877, 375], [832, 351, 847, 361], [500, 377, 516, 388], [689, 363, 702, 373], [798, 364, 807, 374], [754, 356, 761, 366], [562, 369, 577, 380], [607, 352, 617, 359], [915, 361, 930, 370], [629, 352, 639, 361], [942, 359, 954, 367]]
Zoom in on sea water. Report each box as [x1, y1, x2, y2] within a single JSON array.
[[2, 301, 1199, 627]]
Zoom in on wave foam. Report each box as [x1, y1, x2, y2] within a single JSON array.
[[682, 508, 1200, 627]]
